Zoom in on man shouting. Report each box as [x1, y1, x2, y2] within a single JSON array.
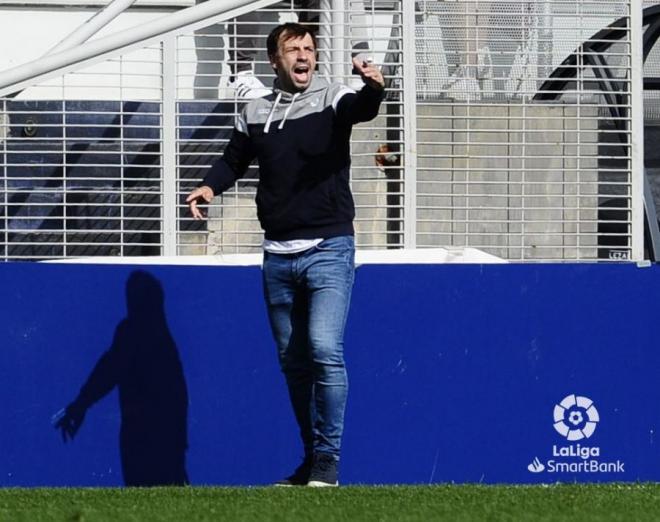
[[187, 22, 384, 487]]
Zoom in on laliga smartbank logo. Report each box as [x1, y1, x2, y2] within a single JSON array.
[[527, 394, 625, 475], [553, 394, 599, 441]]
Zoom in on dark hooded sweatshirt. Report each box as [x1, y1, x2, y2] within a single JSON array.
[[202, 76, 384, 241]]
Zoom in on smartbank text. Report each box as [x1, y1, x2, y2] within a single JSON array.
[[546, 460, 625, 472], [547, 445, 625, 473]]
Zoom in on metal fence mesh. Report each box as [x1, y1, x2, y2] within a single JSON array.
[[0, 0, 640, 261], [413, 0, 635, 260]]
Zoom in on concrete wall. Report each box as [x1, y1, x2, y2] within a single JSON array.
[[416, 103, 600, 260]]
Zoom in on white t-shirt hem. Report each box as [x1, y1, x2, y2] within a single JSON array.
[[262, 238, 324, 254]]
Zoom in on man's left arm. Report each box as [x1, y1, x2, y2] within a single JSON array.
[[334, 57, 385, 125]]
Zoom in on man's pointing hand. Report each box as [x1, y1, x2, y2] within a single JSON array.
[[352, 56, 385, 91], [186, 185, 215, 220]]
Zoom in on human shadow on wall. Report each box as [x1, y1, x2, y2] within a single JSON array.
[[54, 270, 189, 486]]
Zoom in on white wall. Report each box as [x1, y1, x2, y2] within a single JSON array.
[[0, 6, 182, 99]]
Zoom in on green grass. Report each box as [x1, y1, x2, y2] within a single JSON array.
[[1, 484, 660, 522]]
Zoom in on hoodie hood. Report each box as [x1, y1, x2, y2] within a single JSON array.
[[273, 75, 329, 100], [264, 76, 330, 134]]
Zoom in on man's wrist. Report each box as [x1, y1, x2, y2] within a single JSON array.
[[197, 184, 216, 197]]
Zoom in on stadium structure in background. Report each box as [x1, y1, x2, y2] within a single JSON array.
[[0, 0, 652, 262]]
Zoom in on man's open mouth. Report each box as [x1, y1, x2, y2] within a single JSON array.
[[293, 64, 310, 82]]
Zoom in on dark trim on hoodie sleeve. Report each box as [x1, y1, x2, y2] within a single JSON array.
[[334, 84, 385, 126], [201, 129, 255, 195]]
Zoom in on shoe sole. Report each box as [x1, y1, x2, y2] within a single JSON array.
[[307, 480, 339, 488]]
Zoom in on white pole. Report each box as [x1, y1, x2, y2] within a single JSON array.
[[402, 0, 417, 249], [162, 36, 178, 256], [630, 0, 644, 261], [47, 0, 138, 55], [318, 0, 333, 79], [0, 0, 280, 97], [331, 0, 346, 82]]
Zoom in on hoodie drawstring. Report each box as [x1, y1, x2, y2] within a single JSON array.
[[278, 92, 300, 130], [263, 92, 282, 134], [264, 91, 301, 134]]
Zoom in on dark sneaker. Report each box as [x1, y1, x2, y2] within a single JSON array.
[[274, 456, 313, 486], [307, 453, 339, 487]]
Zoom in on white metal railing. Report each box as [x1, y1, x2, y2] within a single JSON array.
[[46, 0, 138, 56], [412, 0, 640, 261], [0, 0, 281, 97], [0, 0, 645, 261]]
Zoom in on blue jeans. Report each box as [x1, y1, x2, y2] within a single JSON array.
[[262, 235, 355, 459]]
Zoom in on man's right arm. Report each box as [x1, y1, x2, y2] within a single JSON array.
[[187, 126, 255, 220], [203, 130, 255, 194]]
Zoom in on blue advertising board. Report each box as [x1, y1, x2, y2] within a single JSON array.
[[0, 261, 658, 486]]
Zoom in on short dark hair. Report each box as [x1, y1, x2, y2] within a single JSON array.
[[266, 22, 317, 58]]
